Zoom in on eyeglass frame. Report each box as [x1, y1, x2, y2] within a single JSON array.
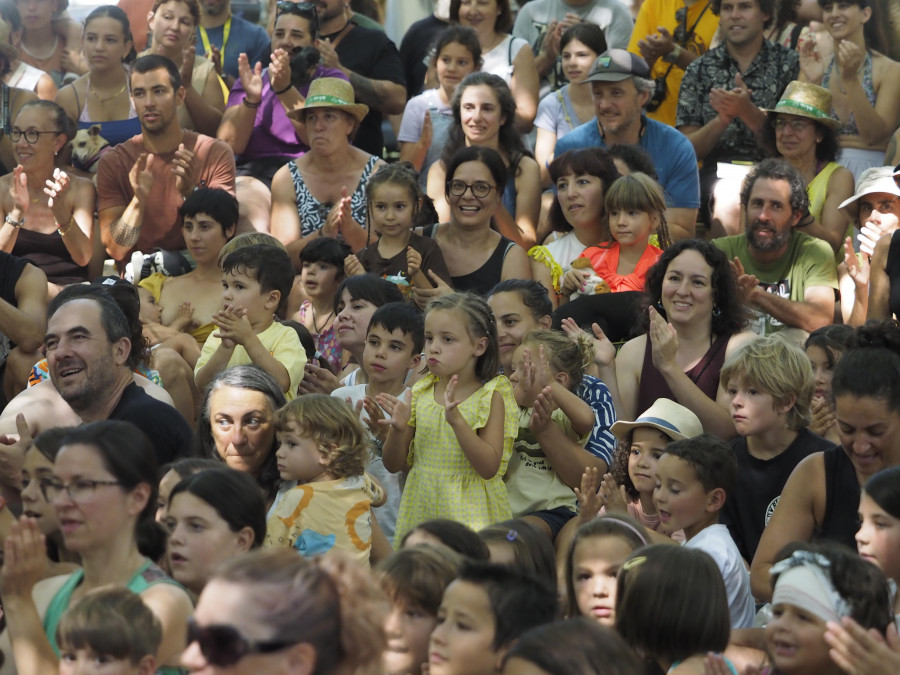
[[773, 117, 816, 132], [446, 179, 497, 199], [39, 477, 121, 503], [274, 1, 319, 35], [9, 127, 62, 144], [186, 618, 296, 667]]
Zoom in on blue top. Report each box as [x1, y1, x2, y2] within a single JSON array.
[[196, 15, 271, 80], [554, 115, 701, 209]]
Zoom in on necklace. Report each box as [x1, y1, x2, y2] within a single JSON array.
[[19, 35, 58, 61], [311, 305, 335, 334], [89, 78, 128, 103]]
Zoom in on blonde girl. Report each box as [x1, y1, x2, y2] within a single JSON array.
[[506, 329, 595, 541], [345, 162, 452, 291], [398, 26, 482, 187], [561, 172, 670, 300], [564, 514, 649, 626], [379, 292, 518, 545]]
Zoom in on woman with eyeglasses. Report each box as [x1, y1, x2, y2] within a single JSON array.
[[426, 72, 541, 250], [799, 0, 900, 179], [0, 100, 96, 293], [414, 146, 530, 304], [181, 548, 386, 673], [767, 81, 854, 260], [217, 1, 345, 233], [0, 420, 194, 675], [55, 6, 141, 165], [141, 0, 225, 136], [270, 76, 385, 259]]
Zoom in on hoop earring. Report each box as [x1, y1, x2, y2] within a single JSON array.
[[712, 305, 722, 318]]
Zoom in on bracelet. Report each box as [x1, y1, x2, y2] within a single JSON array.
[[242, 96, 261, 109], [663, 44, 682, 63], [57, 217, 75, 237], [272, 83, 293, 95], [4, 213, 22, 228]]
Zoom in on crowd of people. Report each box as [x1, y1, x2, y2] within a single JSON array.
[[0, 0, 894, 672]]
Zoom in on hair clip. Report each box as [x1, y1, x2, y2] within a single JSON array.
[[769, 549, 832, 576], [506, 529, 518, 542], [622, 555, 646, 571]]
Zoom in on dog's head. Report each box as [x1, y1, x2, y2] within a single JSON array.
[[69, 125, 110, 171]]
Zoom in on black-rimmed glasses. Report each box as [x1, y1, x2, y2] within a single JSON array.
[[39, 478, 121, 503], [10, 128, 61, 144], [446, 180, 496, 198], [186, 619, 295, 667]]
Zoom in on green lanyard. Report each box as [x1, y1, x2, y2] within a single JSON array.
[[198, 16, 230, 69]]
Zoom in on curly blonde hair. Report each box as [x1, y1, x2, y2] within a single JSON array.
[[275, 395, 368, 478]]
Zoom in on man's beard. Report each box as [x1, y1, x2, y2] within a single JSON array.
[[746, 220, 791, 252]]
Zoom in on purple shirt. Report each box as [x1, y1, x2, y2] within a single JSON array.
[[226, 65, 346, 161]]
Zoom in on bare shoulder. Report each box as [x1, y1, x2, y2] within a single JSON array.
[[0, 381, 81, 435]]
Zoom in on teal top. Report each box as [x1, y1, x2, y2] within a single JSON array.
[[669, 658, 738, 674], [43, 559, 188, 675]]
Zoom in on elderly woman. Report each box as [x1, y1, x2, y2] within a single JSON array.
[[194, 365, 286, 507], [416, 145, 530, 304], [768, 81, 855, 256], [0, 100, 95, 292], [598, 239, 757, 439], [270, 77, 384, 262], [427, 72, 541, 249], [181, 548, 387, 673], [217, 1, 345, 233]]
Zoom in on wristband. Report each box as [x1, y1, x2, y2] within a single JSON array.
[[663, 44, 682, 63], [4, 213, 22, 228], [272, 83, 293, 95], [242, 96, 261, 109]]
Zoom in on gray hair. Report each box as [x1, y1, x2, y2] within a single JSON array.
[[634, 76, 655, 96]]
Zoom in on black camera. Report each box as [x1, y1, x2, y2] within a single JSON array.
[[644, 76, 668, 113]]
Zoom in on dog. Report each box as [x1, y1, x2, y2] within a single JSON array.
[[69, 124, 110, 178]]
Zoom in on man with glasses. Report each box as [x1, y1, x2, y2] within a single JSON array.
[[196, 0, 271, 84], [627, 0, 718, 127], [713, 158, 837, 337], [313, 0, 406, 158], [96, 54, 236, 263]]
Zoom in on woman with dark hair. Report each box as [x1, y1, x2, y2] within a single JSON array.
[[181, 548, 387, 673], [163, 468, 266, 596], [0, 420, 193, 674], [534, 23, 607, 188], [598, 239, 756, 439], [194, 364, 286, 506], [799, 0, 900, 178], [419, 145, 531, 302], [449, 0, 538, 132], [426, 72, 541, 249], [768, 81, 855, 256], [0, 99, 95, 290], [55, 6, 140, 157], [400, 518, 491, 560], [751, 320, 900, 600], [217, 1, 345, 233]]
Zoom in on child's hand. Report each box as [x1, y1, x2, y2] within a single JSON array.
[[362, 396, 388, 443], [809, 395, 836, 438], [406, 247, 423, 280], [213, 307, 253, 347], [441, 375, 464, 423], [599, 473, 629, 514], [298, 362, 341, 395], [344, 253, 364, 278], [170, 301, 195, 331], [560, 267, 591, 297], [825, 617, 900, 675], [561, 318, 616, 369], [376, 389, 412, 432], [528, 386, 556, 434], [574, 466, 605, 522]]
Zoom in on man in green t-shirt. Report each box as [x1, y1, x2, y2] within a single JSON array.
[[713, 158, 838, 337]]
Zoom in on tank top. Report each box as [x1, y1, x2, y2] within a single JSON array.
[[11, 227, 87, 285], [636, 332, 729, 414], [885, 229, 900, 319], [817, 446, 862, 550], [74, 79, 141, 148], [822, 52, 876, 137], [423, 223, 515, 296], [287, 155, 378, 237]]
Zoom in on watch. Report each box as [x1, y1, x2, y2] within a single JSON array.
[[4, 213, 23, 228]]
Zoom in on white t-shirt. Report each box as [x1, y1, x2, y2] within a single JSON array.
[[684, 524, 755, 629]]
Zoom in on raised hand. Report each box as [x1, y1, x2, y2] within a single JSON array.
[[560, 317, 616, 369], [129, 153, 155, 204], [0, 413, 32, 489], [799, 31, 825, 83], [344, 253, 365, 278], [411, 269, 453, 309], [844, 237, 869, 289], [824, 618, 900, 675], [599, 473, 629, 513], [647, 305, 679, 372], [181, 45, 197, 90], [574, 465, 605, 521], [324, 187, 352, 238], [10, 165, 28, 213], [441, 375, 463, 422], [376, 388, 412, 431], [269, 48, 293, 94], [208, 44, 224, 76], [0, 518, 48, 600], [297, 361, 341, 395], [172, 143, 197, 198], [237, 52, 264, 101], [44, 168, 72, 225], [406, 246, 423, 280], [528, 386, 556, 434]]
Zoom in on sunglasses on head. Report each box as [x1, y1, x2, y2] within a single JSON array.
[[186, 618, 294, 667], [275, 1, 318, 21]]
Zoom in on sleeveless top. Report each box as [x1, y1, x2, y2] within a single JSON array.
[[807, 161, 853, 264], [502, 169, 517, 218], [43, 559, 187, 675], [817, 446, 861, 550], [297, 299, 341, 374], [423, 223, 515, 296], [11, 227, 87, 285], [636, 332, 729, 414], [74, 78, 141, 148], [822, 52, 876, 137], [287, 155, 378, 237], [885, 229, 900, 319]]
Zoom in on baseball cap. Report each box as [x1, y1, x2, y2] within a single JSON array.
[[583, 49, 651, 84]]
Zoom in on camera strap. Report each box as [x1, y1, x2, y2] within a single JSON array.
[[658, 0, 711, 85]]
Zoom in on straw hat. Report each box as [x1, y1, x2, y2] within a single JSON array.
[[287, 77, 369, 123], [610, 398, 703, 441], [0, 19, 19, 66], [764, 81, 841, 130]]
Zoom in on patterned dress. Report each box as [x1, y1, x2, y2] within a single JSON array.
[[393, 374, 518, 545]]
